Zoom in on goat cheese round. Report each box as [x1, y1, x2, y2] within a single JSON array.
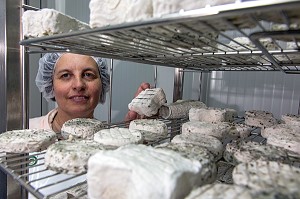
[[281, 114, 300, 126], [61, 118, 104, 140], [0, 129, 56, 153], [244, 110, 278, 128], [232, 160, 300, 195], [224, 140, 293, 165], [94, 127, 143, 147], [45, 140, 106, 174], [129, 119, 168, 142]]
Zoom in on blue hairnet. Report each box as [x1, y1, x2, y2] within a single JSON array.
[[35, 53, 110, 104]]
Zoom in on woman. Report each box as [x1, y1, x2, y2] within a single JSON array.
[[29, 52, 150, 133]]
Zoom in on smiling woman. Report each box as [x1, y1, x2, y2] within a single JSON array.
[[29, 53, 150, 135], [29, 53, 110, 134]]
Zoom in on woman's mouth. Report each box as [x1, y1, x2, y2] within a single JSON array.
[[70, 95, 89, 103]]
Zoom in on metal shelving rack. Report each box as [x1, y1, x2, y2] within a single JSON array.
[[20, 0, 300, 73], [0, 118, 187, 199], [2, 0, 300, 198]]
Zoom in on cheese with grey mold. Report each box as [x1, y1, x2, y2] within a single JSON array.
[[129, 119, 168, 141], [45, 140, 106, 174], [224, 140, 295, 165], [171, 133, 223, 161], [281, 114, 300, 126], [244, 110, 278, 128], [0, 129, 56, 153], [61, 118, 103, 140], [261, 124, 300, 155], [128, 88, 167, 117], [232, 160, 300, 196]]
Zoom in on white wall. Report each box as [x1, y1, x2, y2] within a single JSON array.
[[183, 71, 300, 120]]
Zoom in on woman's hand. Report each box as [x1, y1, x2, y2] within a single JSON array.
[[125, 82, 151, 121]]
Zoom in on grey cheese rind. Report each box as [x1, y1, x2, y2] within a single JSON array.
[[244, 110, 278, 128], [185, 183, 298, 199], [0, 129, 57, 153], [61, 118, 103, 140], [181, 121, 242, 146], [223, 140, 295, 165], [189, 107, 237, 123], [159, 100, 206, 119], [93, 127, 143, 148], [281, 114, 300, 126], [171, 133, 224, 161], [155, 143, 217, 184], [128, 88, 167, 117], [22, 8, 90, 37], [261, 124, 300, 155], [129, 119, 168, 142], [45, 140, 106, 174], [87, 144, 209, 199], [232, 160, 300, 196]]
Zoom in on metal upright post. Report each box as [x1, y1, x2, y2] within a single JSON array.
[[0, 0, 28, 198]]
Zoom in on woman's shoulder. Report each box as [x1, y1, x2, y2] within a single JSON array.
[[29, 109, 57, 130]]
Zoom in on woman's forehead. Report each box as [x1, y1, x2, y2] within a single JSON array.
[[55, 53, 98, 70]]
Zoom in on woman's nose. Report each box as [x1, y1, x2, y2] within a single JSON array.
[[72, 77, 86, 90]]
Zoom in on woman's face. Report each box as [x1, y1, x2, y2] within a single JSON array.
[[53, 53, 102, 118]]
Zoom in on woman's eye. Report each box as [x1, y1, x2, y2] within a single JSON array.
[[84, 73, 95, 78], [61, 73, 70, 78]]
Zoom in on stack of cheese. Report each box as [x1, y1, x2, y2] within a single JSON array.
[[170, 106, 245, 161]]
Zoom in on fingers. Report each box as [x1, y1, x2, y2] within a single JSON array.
[[134, 82, 151, 97], [125, 82, 151, 122], [124, 110, 138, 122]]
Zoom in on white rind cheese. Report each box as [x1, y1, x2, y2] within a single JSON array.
[[87, 144, 208, 199], [128, 88, 167, 117], [244, 110, 278, 128], [22, 8, 90, 37], [281, 114, 300, 126], [261, 124, 300, 155], [0, 129, 56, 153], [223, 140, 294, 165], [152, 0, 236, 18], [189, 107, 237, 123], [158, 100, 206, 119], [155, 143, 217, 184], [232, 160, 300, 196], [45, 140, 106, 174], [89, 0, 153, 28], [93, 127, 143, 147], [61, 118, 103, 140], [129, 119, 168, 141], [171, 133, 223, 161]]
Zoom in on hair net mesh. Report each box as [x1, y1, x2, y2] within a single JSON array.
[[35, 53, 110, 104]]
